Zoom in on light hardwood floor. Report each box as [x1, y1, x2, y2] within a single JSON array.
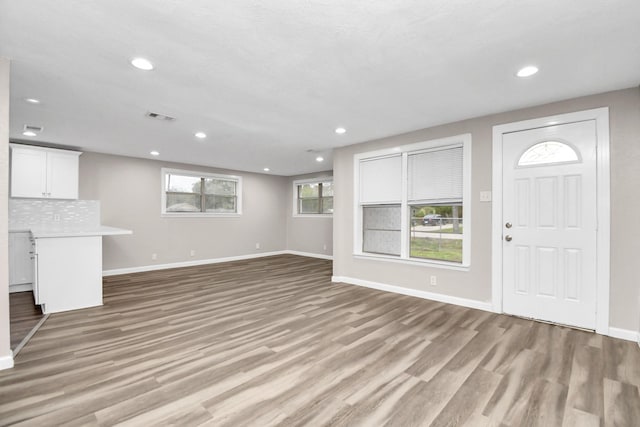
[[1, 255, 639, 426]]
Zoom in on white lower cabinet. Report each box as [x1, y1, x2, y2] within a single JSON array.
[[8, 232, 34, 292], [33, 236, 102, 314]]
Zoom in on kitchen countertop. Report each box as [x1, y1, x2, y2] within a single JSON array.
[[9, 225, 132, 238]]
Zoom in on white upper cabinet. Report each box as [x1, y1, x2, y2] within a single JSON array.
[[10, 144, 81, 199]]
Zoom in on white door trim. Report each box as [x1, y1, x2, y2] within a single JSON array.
[[491, 107, 610, 335]]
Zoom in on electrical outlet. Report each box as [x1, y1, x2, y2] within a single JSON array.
[[255, 242, 260, 249], [151, 253, 157, 260], [190, 249, 196, 257], [430, 275, 437, 286]]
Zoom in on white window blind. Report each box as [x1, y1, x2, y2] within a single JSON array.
[[359, 155, 402, 203], [408, 146, 463, 203]]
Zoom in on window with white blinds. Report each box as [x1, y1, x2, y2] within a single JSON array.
[[354, 134, 471, 267], [408, 146, 463, 203]]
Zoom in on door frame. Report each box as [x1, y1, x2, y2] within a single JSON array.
[[491, 107, 610, 335]]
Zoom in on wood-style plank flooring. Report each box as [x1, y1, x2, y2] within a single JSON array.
[[1, 255, 639, 426], [9, 291, 44, 350]]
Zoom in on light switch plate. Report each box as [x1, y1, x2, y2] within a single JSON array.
[[480, 191, 492, 202]]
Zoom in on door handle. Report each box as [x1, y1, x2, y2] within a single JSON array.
[[505, 235, 512, 242], [505, 222, 512, 229]]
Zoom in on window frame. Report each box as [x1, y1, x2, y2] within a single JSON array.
[[161, 168, 243, 217], [292, 177, 334, 217], [353, 134, 472, 269]]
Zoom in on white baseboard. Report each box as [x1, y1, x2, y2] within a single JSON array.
[[285, 250, 333, 260], [103, 251, 288, 276], [331, 275, 493, 312], [9, 283, 33, 293], [608, 327, 640, 343], [0, 354, 14, 370], [102, 250, 332, 276], [332, 276, 640, 342]]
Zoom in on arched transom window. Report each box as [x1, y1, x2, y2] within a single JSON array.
[[517, 141, 579, 166]]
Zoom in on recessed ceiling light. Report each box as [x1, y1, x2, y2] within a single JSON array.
[[263, 167, 270, 172], [195, 132, 207, 139], [316, 156, 324, 162], [150, 150, 160, 156], [24, 98, 41, 104], [335, 127, 346, 134], [131, 57, 154, 71], [22, 131, 37, 137], [516, 65, 539, 78]]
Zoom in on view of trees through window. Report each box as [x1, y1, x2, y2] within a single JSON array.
[[297, 181, 333, 214], [410, 204, 463, 263], [165, 173, 237, 213]]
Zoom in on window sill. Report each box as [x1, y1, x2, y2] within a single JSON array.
[[161, 213, 242, 218], [353, 253, 470, 271], [292, 214, 333, 218]]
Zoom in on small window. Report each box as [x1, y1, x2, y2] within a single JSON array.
[[518, 141, 579, 166], [293, 178, 333, 216], [162, 168, 242, 216]]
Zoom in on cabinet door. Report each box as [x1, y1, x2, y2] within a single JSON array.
[[47, 151, 79, 199], [10, 148, 47, 198], [9, 232, 34, 286]]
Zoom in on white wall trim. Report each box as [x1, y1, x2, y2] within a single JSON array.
[[0, 354, 14, 370], [491, 107, 611, 334], [103, 250, 332, 276], [608, 327, 639, 343], [331, 275, 493, 312], [333, 277, 638, 343], [286, 250, 333, 260], [9, 283, 33, 293], [103, 251, 288, 276]]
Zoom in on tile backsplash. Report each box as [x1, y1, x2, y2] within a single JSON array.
[[9, 199, 100, 228]]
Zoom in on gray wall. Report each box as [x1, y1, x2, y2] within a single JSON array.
[[286, 172, 333, 257], [333, 87, 640, 332], [79, 152, 289, 271], [0, 57, 11, 366]]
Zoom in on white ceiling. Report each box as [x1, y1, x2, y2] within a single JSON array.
[[1, 0, 639, 176]]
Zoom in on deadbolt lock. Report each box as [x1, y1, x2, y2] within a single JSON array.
[[505, 222, 512, 229]]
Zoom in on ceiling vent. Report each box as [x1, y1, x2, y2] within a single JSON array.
[[23, 124, 43, 132], [145, 111, 176, 122]]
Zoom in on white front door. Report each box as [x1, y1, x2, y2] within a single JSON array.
[[502, 120, 598, 329]]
